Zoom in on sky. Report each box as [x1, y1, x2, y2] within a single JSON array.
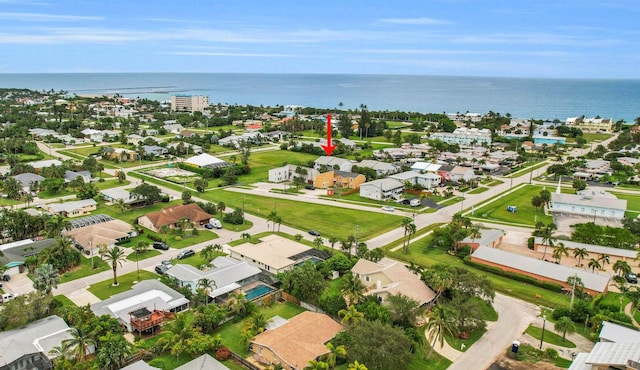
[[0, 0, 639, 78]]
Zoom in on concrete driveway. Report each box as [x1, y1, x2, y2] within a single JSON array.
[[1, 273, 35, 295]]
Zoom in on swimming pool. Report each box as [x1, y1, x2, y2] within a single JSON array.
[[244, 284, 274, 300]]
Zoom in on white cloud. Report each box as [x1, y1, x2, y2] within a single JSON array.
[[0, 12, 103, 22], [379, 17, 451, 25]]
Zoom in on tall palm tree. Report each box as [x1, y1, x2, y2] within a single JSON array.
[[228, 292, 249, 317], [46, 214, 70, 238], [554, 316, 576, 342], [338, 306, 364, 326], [200, 244, 216, 261], [267, 210, 279, 232], [328, 237, 339, 250], [552, 243, 569, 264], [340, 272, 364, 307], [104, 246, 127, 286], [613, 260, 631, 277], [538, 223, 557, 260], [573, 248, 589, 267], [197, 278, 217, 306], [403, 222, 417, 254], [323, 342, 347, 369], [61, 327, 96, 363], [33, 263, 60, 294], [588, 258, 601, 272], [156, 313, 201, 360], [425, 305, 459, 359], [599, 254, 611, 268]]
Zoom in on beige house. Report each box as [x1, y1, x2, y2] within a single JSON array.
[[229, 235, 315, 274], [47, 199, 97, 218], [351, 258, 435, 306], [65, 218, 137, 253], [250, 312, 343, 370]]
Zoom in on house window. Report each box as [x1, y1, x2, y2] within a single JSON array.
[[365, 276, 370, 282], [580, 207, 585, 213]]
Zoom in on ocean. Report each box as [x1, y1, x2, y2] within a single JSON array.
[[1, 73, 639, 122]]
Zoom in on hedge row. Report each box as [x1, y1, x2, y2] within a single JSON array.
[[463, 257, 564, 292]]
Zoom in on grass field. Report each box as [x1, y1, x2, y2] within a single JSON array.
[[88, 271, 159, 300], [467, 187, 489, 194], [199, 189, 404, 240], [126, 249, 161, 261], [610, 192, 640, 213], [469, 185, 558, 226], [525, 325, 577, 348], [60, 256, 110, 283]]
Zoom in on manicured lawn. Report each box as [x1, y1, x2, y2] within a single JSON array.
[[126, 249, 161, 261], [439, 196, 463, 207], [94, 179, 130, 191], [217, 302, 307, 356], [53, 294, 77, 307], [122, 230, 218, 250], [445, 328, 486, 352], [60, 256, 110, 283], [386, 236, 572, 309], [611, 192, 640, 213], [199, 190, 404, 240], [88, 271, 160, 300], [486, 180, 504, 186], [238, 150, 319, 184], [467, 187, 489, 194], [504, 161, 547, 177], [525, 324, 576, 348], [469, 185, 555, 226], [409, 327, 452, 370], [221, 219, 253, 232], [38, 188, 77, 199]]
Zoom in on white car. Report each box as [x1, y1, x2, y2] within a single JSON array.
[[381, 206, 395, 212]]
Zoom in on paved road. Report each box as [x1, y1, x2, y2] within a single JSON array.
[[448, 293, 540, 370]]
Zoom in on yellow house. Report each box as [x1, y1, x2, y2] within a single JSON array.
[[313, 170, 366, 189]]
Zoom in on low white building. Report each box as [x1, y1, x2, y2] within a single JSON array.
[[548, 187, 627, 222], [314, 156, 353, 172], [431, 127, 492, 146], [356, 160, 400, 177], [268, 164, 318, 183], [359, 178, 404, 201], [184, 153, 230, 169], [390, 171, 440, 190]]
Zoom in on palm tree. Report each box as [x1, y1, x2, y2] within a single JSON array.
[[200, 244, 216, 261], [401, 218, 412, 253], [340, 272, 364, 307], [537, 223, 557, 260], [46, 214, 70, 238], [228, 292, 249, 317], [197, 278, 217, 306], [613, 260, 631, 277], [347, 361, 368, 370], [267, 210, 279, 232], [573, 248, 589, 267], [328, 237, 339, 250], [323, 343, 347, 369], [33, 263, 60, 294], [104, 246, 127, 286], [599, 254, 611, 268], [61, 327, 96, 363], [425, 305, 460, 359], [156, 313, 201, 360], [552, 243, 569, 264], [305, 360, 330, 370], [588, 258, 601, 272], [95, 332, 133, 370], [241, 232, 251, 241], [554, 316, 576, 342], [338, 306, 364, 326], [313, 237, 324, 249], [404, 222, 417, 254], [217, 202, 226, 217]]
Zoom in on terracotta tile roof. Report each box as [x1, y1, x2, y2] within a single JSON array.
[[143, 203, 212, 229], [251, 312, 342, 368]]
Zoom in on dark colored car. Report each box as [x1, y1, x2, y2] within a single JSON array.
[[626, 272, 638, 284], [155, 265, 169, 275], [1, 274, 10, 282], [204, 223, 214, 229], [153, 242, 169, 250], [308, 230, 321, 237], [177, 249, 195, 259], [305, 185, 316, 190]]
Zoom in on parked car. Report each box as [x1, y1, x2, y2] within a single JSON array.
[[153, 242, 169, 250], [410, 198, 421, 207], [204, 223, 214, 229], [308, 230, 321, 237], [209, 219, 223, 229], [305, 185, 316, 190], [1, 293, 18, 303], [161, 260, 173, 268], [177, 249, 195, 259], [626, 272, 638, 284], [1, 274, 10, 282], [381, 206, 395, 212], [155, 265, 169, 275]]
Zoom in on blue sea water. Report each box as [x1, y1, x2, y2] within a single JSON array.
[[1, 73, 639, 122]]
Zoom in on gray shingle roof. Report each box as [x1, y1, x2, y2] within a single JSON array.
[[120, 360, 160, 370], [461, 229, 504, 246], [471, 246, 610, 292], [174, 354, 229, 370], [0, 315, 72, 366]]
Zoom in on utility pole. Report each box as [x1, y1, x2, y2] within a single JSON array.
[[570, 273, 577, 310]]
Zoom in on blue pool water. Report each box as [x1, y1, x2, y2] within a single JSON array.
[[245, 284, 274, 300]]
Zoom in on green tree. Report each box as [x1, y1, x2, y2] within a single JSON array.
[[227, 292, 250, 318], [117, 170, 126, 184], [386, 293, 422, 328], [554, 316, 576, 342], [181, 190, 192, 204], [279, 262, 326, 304], [323, 342, 347, 369], [573, 247, 589, 267], [193, 178, 209, 193], [552, 242, 569, 264], [217, 201, 226, 217], [613, 260, 631, 277], [157, 313, 210, 360], [197, 278, 217, 306], [305, 360, 330, 370], [338, 305, 365, 326], [425, 304, 460, 359], [32, 263, 60, 294], [2, 177, 21, 200], [104, 246, 127, 286], [337, 113, 353, 139], [588, 258, 601, 272], [46, 214, 70, 238], [340, 272, 365, 307], [95, 332, 133, 370], [599, 254, 610, 267], [131, 183, 162, 206], [347, 361, 368, 370], [60, 327, 96, 363], [346, 319, 413, 370]]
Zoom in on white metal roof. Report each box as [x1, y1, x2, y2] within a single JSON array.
[[185, 153, 225, 167], [599, 321, 640, 343]]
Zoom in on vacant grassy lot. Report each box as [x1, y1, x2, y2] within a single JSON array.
[[88, 271, 159, 300], [469, 185, 558, 226], [126, 249, 161, 261], [200, 190, 404, 240], [239, 150, 319, 184], [525, 325, 576, 348], [60, 256, 109, 283]]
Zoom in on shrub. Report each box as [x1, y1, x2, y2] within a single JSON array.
[[527, 237, 535, 250], [147, 234, 162, 242], [544, 348, 558, 360], [215, 346, 230, 361], [174, 236, 182, 241], [463, 257, 564, 292], [552, 307, 571, 320]]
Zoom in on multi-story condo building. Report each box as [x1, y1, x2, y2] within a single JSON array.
[[170, 95, 209, 113], [430, 127, 492, 146], [565, 116, 613, 133]]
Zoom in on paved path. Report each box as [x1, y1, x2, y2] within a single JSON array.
[[517, 315, 594, 360], [625, 302, 640, 328], [447, 293, 539, 370]]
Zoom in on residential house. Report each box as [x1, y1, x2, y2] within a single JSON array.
[[81, 128, 117, 142], [351, 258, 436, 306], [390, 171, 441, 190], [268, 164, 318, 184], [142, 145, 168, 157], [163, 123, 184, 134], [582, 159, 612, 176], [263, 130, 291, 141], [137, 203, 213, 232], [439, 165, 474, 183], [127, 134, 144, 146], [359, 178, 404, 201], [617, 157, 640, 167], [103, 147, 138, 162], [569, 321, 640, 370], [318, 137, 356, 150], [64, 216, 137, 254], [0, 238, 55, 275], [457, 229, 504, 251], [0, 315, 76, 370], [184, 153, 230, 170], [356, 159, 400, 177], [229, 235, 329, 274], [13, 173, 45, 193], [410, 162, 442, 173], [165, 256, 263, 303], [471, 246, 609, 296], [91, 280, 190, 333], [250, 311, 343, 370], [313, 156, 353, 172], [101, 188, 146, 206], [120, 361, 160, 370], [174, 354, 229, 370], [63, 170, 92, 184], [313, 170, 366, 190], [47, 199, 97, 218], [166, 142, 203, 155], [218, 132, 263, 148], [30, 159, 63, 171]]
